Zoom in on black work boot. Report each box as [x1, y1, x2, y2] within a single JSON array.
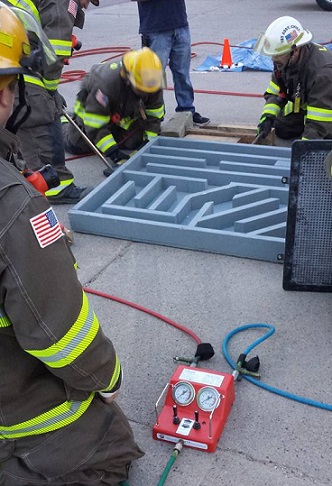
[[47, 184, 93, 205]]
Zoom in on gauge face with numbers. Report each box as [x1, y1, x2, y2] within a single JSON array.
[[172, 381, 195, 406], [197, 386, 220, 412]]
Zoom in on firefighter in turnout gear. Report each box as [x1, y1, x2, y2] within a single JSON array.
[[0, 4, 143, 484], [3, 0, 98, 204], [63, 47, 165, 176], [255, 17, 332, 143]]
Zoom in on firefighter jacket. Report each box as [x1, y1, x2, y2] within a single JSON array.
[[4, 0, 85, 92], [3, 0, 86, 196], [0, 125, 122, 439], [260, 43, 332, 139], [73, 60, 165, 155]]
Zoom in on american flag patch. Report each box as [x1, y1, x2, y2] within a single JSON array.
[[67, 0, 78, 18], [30, 208, 63, 249], [95, 89, 109, 108], [285, 30, 298, 43]]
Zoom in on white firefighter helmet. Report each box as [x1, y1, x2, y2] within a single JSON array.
[[254, 16, 313, 56]]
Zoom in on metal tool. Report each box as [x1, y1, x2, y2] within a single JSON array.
[[251, 131, 265, 144], [62, 109, 114, 172]]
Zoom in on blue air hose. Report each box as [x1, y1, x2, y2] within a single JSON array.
[[222, 323, 332, 411]]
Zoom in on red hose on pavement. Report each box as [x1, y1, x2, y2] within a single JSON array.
[[83, 286, 202, 345], [60, 44, 263, 98], [60, 40, 332, 99]]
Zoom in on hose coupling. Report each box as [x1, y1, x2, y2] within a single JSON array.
[[173, 356, 196, 365], [236, 353, 261, 379], [174, 440, 184, 454]]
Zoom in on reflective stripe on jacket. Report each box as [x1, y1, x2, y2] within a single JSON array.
[[260, 43, 332, 139]]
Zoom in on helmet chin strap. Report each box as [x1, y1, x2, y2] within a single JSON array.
[[6, 74, 31, 134]]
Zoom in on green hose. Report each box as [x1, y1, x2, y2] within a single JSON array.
[[157, 440, 184, 486], [120, 440, 183, 486]]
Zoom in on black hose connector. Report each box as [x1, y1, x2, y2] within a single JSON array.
[[246, 356, 260, 372], [194, 343, 215, 361], [173, 343, 214, 366], [236, 353, 247, 368], [236, 353, 261, 379]]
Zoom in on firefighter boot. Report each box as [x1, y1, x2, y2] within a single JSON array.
[[47, 184, 93, 205]]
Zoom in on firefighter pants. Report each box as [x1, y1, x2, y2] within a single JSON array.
[[14, 83, 74, 185], [0, 398, 144, 486]]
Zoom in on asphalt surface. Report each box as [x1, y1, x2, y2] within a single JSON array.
[[55, 1, 332, 485]]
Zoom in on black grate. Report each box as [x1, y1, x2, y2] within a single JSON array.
[[283, 140, 332, 291]]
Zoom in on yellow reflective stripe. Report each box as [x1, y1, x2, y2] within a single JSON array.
[[101, 357, 121, 392], [42, 77, 60, 91], [5, 0, 40, 24], [145, 130, 157, 140], [284, 101, 294, 116], [262, 103, 281, 118], [25, 73, 60, 92], [307, 106, 332, 122], [119, 117, 135, 130], [266, 81, 279, 96], [0, 393, 94, 439], [96, 134, 116, 153], [45, 178, 74, 197], [50, 39, 72, 58], [145, 105, 165, 119], [84, 112, 110, 129], [23, 75, 45, 88], [73, 103, 111, 129], [0, 306, 11, 328], [73, 100, 85, 119], [26, 292, 99, 368]]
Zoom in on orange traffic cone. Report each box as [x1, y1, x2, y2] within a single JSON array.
[[220, 38, 233, 68]]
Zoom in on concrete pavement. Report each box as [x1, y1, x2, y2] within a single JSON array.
[[55, 1, 332, 485]]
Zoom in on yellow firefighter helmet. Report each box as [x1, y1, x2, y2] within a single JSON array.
[[0, 1, 31, 89], [123, 47, 163, 93]]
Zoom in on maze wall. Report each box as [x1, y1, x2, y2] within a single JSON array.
[[69, 137, 291, 262]]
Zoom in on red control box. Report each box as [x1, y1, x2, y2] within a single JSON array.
[[153, 365, 235, 452]]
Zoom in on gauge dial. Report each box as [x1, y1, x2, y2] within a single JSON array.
[[172, 381, 195, 406], [197, 386, 220, 412]]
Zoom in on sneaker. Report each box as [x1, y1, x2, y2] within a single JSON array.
[[47, 184, 93, 205], [193, 112, 210, 126]]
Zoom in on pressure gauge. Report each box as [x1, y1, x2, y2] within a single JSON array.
[[197, 386, 221, 412], [172, 381, 195, 406]]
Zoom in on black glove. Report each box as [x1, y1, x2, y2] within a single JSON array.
[[257, 116, 275, 138], [107, 146, 130, 165]]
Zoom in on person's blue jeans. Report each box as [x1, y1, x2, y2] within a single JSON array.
[[144, 26, 195, 113]]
